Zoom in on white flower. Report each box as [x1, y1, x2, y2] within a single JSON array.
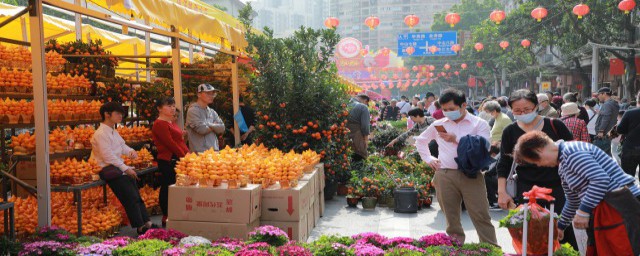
[[179, 236, 211, 246]]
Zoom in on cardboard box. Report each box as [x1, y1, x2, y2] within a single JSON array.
[[167, 219, 259, 241], [168, 184, 261, 223], [16, 161, 37, 180], [315, 163, 325, 190], [261, 213, 308, 242], [306, 204, 315, 234], [313, 199, 320, 224], [301, 169, 322, 194], [15, 179, 37, 198], [261, 181, 312, 221]]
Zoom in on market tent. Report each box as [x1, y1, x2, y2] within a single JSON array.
[[338, 76, 363, 95], [92, 0, 247, 50]]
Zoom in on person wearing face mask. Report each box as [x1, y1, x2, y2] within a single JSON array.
[[496, 89, 578, 249], [483, 100, 511, 146], [414, 88, 498, 246], [537, 94, 559, 118]]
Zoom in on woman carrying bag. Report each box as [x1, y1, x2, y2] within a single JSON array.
[[514, 131, 640, 255], [495, 89, 578, 249], [152, 97, 189, 227]]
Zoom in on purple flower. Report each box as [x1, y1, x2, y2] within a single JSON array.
[[138, 229, 187, 246], [19, 241, 74, 256], [249, 225, 289, 239], [212, 238, 245, 252], [55, 233, 70, 241], [235, 249, 272, 256], [102, 237, 132, 247], [76, 243, 118, 255], [393, 244, 425, 253], [246, 242, 271, 251], [277, 244, 313, 256], [351, 232, 388, 246], [417, 233, 460, 247], [162, 247, 186, 256], [350, 243, 385, 256], [381, 237, 414, 248]]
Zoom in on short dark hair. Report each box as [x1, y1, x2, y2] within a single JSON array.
[[584, 99, 597, 108], [496, 97, 508, 108], [100, 102, 126, 121], [434, 101, 441, 109], [401, 95, 407, 99], [155, 97, 176, 110], [563, 92, 578, 103], [514, 130, 553, 163], [413, 96, 421, 101], [356, 94, 370, 102], [425, 92, 435, 99], [407, 108, 425, 117], [439, 88, 466, 107], [508, 89, 538, 108]]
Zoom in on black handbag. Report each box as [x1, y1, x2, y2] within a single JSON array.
[[99, 165, 124, 181]]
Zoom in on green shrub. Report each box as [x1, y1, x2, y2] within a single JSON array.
[[112, 239, 172, 256]]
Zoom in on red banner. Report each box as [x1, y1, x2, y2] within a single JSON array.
[[610, 59, 625, 75]]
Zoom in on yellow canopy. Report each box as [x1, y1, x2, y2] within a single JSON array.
[[93, 0, 247, 50], [338, 76, 363, 95]]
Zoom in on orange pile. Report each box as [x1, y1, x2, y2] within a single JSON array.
[[0, 68, 32, 89], [0, 196, 38, 236], [122, 148, 153, 170], [10, 132, 36, 155], [301, 149, 321, 167], [47, 100, 103, 121], [49, 127, 72, 153], [72, 125, 95, 149], [117, 125, 152, 143], [175, 144, 308, 187], [44, 51, 67, 72], [46, 73, 91, 93], [50, 158, 100, 185], [139, 185, 160, 208], [0, 45, 67, 71], [0, 98, 33, 124]]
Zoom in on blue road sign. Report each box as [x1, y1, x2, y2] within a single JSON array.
[[397, 31, 458, 57]]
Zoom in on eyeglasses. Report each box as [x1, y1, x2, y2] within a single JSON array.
[[512, 108, 536, 115]]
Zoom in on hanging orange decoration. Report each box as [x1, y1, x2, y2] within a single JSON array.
[[380, 47, 391, 56], [365, 16, 381, 30], [444, 64, 451, 70], [521, 39, 531, 48], [531, 7, 548, 22], [476, 62, 483, 68], [404, 14, 420, 28], [618, 0, 636, 14], [499, 41, 510, 50], [490, 10, 506, 24], [324, 17, 340, 29], [461, 63, 468, 69], [429, 65, 435, 71], [572, 4, 590, 19], [445, 13, 461, 28], [405, 46, 415, 55], [474, 43, 484, 52], [429, 46, 439, 54], [451, 44, 461, 53]]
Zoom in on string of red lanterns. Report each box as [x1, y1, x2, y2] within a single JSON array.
[[324, 17, 339, 29], [404, 14, 420, 28], [364, 16, 380, 30], [490, 10, 506, 24], [445, 13, 461, 27], [573, 4, 590, 19]]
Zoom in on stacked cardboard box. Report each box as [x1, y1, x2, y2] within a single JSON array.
[[167, 183, 262, 241], [260, 178, 316, 241], [15, 161, 39, 198]]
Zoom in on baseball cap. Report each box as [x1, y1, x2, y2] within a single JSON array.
[[597, 87, 612, 94], [197, 83, 219, 93]]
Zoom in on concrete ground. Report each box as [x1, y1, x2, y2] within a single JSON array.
[[118, 196, 516, 253], [308, 195, 516, 253]]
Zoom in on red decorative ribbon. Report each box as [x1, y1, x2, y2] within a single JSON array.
[[522, 185, 555, 219]]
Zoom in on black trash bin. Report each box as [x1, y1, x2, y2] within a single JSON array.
[[394, 187, 418, 213]]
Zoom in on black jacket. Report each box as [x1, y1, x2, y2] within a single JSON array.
[[455, 135, 494, 178]]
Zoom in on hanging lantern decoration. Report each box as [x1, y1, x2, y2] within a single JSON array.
[[365, 16, 380, 30], [521, 39, 531, 48], [360, 49, 369, 56], [428, 46, 439, 54], [392, 73, 399, 80], [367, 66, 373, 73], [476, 62, 483, 68], [461, 63, 468, 69], [429, 72, 434, 78], [454, 71, 460, 76], [618, 0, 636, 14], [416, 73, 422, 78], [412, 66, 418, 71], [474, 43, 484, 52], [531, 7, 548, 22], [381, 75, 388, 80], [572, 4, 590, 19], [499, 41, 510, 50], [324, 17, 340, 29], [405, 46, 415, 55], [420, 80, 427, 86], [490, 10, 506, 24], [404, 14, 420, 28], [444, 63, 451, 70], [404, 73, 411, 79], [380, 47, 390, 56], [389, 82, 394, 89], [429, 65, 435, 71], [445, 13, 461, 28], [451, 44, 461, 53]]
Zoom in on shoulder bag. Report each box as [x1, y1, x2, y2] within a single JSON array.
[[506, 157, 518, 198]]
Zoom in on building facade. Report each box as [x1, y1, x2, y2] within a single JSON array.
[[329, 0, 461, 52], [251, 0, 328, 38]]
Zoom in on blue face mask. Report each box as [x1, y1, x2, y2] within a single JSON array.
[[514, 111, 537, 124], [444, 109, 463, 121]]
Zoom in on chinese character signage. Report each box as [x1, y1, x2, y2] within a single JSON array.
[[397, 31, 458, 57]]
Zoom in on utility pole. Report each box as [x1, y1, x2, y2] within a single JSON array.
[[591, 45, 599, 94]]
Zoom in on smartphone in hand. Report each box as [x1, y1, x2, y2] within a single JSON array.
[[435, 125, 447, 133]]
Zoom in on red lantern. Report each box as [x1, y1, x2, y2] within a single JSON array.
[[324, 17, 339, 28], [365, 16, 380, 30], [405, 46, 415, 55], [404, 14, 420, 28], [476, 62, 483, 68], [490, 10, 506, 24], [429, 46, 438, 54], [499, 41, 510, 50], [461, 63, 468, 69], [429, 65, 435, 71], [573, 4, 590, 19], [531, 7, 548, 22], [445, 13, 461, 28], [389, 82, 394, 89], [412, 66, 418, 71], [380, 47, 390, 56], [619, 0, 636, 14], [444, 63, 451, 70], [521, 39, 531, 48], [404, 73, 410, 79], [360, 49, 369, 56], [381, 75, 388, 80], [451, 44, 461, 53], [474, 43, 484, 52], [392, 73, 399, 80], [454, 71, 460, 76], [367, 66, 373, 73]]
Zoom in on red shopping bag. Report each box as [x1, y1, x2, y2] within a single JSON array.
[[508, 186, 560, 255]]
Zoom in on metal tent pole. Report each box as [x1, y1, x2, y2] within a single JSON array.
[[144, 18, 151, 82], [29, 0, 52, 227], [171, 26, 184, 129], [231, 46, 240, 146], [74, 0, 82, 41]]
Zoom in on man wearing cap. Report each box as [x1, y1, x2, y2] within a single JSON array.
[[348, 94, 371, 164], [537, 93, 559, 118], [186, 84, 225, 153], [594, 87, 619, 155], [560, 102, 590, 142]]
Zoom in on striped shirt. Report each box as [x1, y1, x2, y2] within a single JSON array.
[[557, 141, 640, 229]]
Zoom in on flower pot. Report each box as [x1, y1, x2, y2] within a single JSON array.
[[423, 196, 433, 208], [324, 181, 338, 200], [362, 197, 377, 210], [346, 196, 359, 207], [337, 183, 349, 196], [394, 187, 418, 213], [386, 196, 396, 209]]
